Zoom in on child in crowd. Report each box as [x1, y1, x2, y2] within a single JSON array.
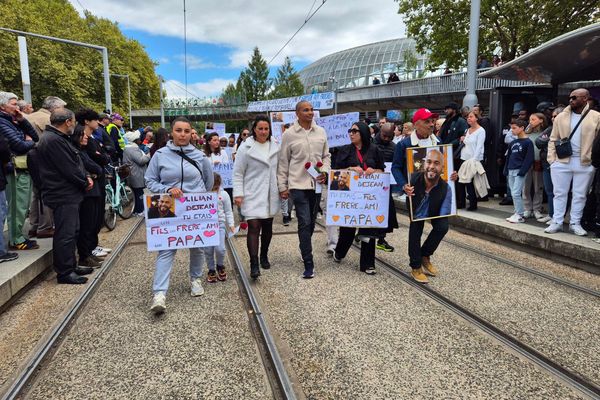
[[206, 173, 235, 283], [503, 119, 534, 223]]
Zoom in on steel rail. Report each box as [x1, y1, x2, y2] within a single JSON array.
[[1, 218, 145, 400]]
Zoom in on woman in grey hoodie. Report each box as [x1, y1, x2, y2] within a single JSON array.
[[145, 117, 214, 314]]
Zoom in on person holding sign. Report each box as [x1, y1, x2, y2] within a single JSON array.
[[233, 115, 281, 280], [392, 108, 457, 284], [277, 101, 331, 279], [145, 116, 214, 314], [331, 122, 385, 275], [205, 132, 233, 202]]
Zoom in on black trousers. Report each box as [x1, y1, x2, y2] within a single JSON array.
[[53, 203, 81, 278], [78, 197, 101, 261], [132, 187, 145, 214], [408, 217, 449, 269], [335, 227, 376, 271], [290, 189, 319, 271]]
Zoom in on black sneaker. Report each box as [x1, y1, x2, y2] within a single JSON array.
[[376, 239, 394, 252], [282, 215, 291, 226], [0, 252, 18, 263], [499, 197, 513, 206]]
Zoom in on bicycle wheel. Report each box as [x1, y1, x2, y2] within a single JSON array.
[[118, 185, 135, 219], [104, 190, 117, 230]]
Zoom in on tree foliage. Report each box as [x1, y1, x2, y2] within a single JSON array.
[[0, 0, 160, 117], [269, 56, 304, 99], [239, 47, 269, 102], [396, 0, 600, 69]]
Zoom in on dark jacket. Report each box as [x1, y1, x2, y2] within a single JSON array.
[[439, 114, 468, 150], [534, 125, 553, 169], [373, 134, 396, 162], [80, 150, 103, 198], [410, 171, 449, 218], [391, 133, 441, 190], [0, 134, 11, 191], [148, 207, 176, 219], [37, 125, 88, 208], [0, 112, 38, 155], [333, 143, 385, 170], [95, 125, 116, 159]]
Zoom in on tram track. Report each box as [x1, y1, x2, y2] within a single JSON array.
[[322, 217, 600, 399]]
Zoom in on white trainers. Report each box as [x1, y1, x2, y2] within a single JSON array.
[[96, 246, 112, 253], [92, 248, 108, 257], [537, 215, 552, 223], [546, 219, 553, 225], [191, 278, 205, 297], [150, 292, 166, 313], [506, 213, 525, 223], [533, 210, 545, 220], [545, 223, 563, 233], [569, 224, 587, 236], [523, 211, 533, 219]]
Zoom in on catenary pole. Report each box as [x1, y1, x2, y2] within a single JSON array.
[[463, 0, 480, 108], [17, 36, 32, 103]]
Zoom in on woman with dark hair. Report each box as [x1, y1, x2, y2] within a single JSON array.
[[205, 132, 232, 200], [71, 124, 104, 268], [145, 116, 214, 314], [233, 115, 280, 279], [331, 121, 385, 275], [149, 127, 168, 158], [233, 127, 250, 159]]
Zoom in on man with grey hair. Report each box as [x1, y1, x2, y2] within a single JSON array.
[[0, 92, 39, 250], [37, 108, 94, 284], [26, 96, 66, 238], [16, 100, 33, 114]]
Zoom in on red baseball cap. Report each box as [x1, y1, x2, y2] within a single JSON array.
[[412, 108, 439, 124]]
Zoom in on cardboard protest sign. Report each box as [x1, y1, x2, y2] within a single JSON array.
[[326, 170, 390, 228], [406, 144, 457, 222], [314, 112, 359, 148], [206, 122, 226, 135], [384, 162, 397, 185], [248, 92, 334, 112], [213, 161, 234, 189], [144, 193, 220, 251]]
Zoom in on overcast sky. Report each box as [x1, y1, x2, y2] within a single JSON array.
[[70, 0, 406, 98]]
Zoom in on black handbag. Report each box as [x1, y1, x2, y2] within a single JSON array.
[[555, 109, 589, 159]]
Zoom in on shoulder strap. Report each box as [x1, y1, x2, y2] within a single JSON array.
[[174, 149, 203, 177], [567, 108, 590, 140]]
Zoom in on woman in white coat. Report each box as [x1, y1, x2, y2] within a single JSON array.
[[233, 115, 280, 279]]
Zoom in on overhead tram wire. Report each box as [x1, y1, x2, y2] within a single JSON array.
[[267, 0, 328, 66], [164, 80, 204, 100], [183, 0, 188, 102]]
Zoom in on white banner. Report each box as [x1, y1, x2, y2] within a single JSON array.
[[384, 162, 397, 185], [248, 92, 335, 112], [144, 193, 220, 251], [270, 111, 320, 142], [206, 122, 226, 135], [326, 171, 390, 227], [213, 161, 234, 189], [314, 112, 358, 148]]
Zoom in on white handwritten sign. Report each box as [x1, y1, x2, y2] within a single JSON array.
[[248, 92, 335, 112], [206, 122, 226, 135], [214, 161, 234, 189], [314, 112, 359, 148], [384, 162, 397, 185], [144, 193, 220, 251], [326, 171, 390, 227], [270, 111, 320, 143]]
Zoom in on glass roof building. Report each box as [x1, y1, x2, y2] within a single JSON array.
[[298, 38, 429, 93]]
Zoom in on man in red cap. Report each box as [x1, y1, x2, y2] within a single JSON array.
[[391, 108, 457, 283]]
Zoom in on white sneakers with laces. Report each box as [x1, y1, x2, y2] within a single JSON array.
[[190, 278, 205, 297], [569, 224, 587, 236], [150, 292, 166, 314], [545, 223, 563, 234], [533, 210, 545, 220], [506, 213, 525, 223]]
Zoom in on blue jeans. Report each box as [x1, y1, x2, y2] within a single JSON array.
[[290, 189, 318, 272], [153, 247, 205, 294], [542, 166, 554, 217], [508, 170, 526, 216], [0, 191, 7, 256], [205, 226, 226, 271]]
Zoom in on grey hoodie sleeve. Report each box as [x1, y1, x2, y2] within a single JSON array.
[[145, 153, 169, 193], [201, 157, 214, 191]]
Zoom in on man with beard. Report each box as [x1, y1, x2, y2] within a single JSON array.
[[148, 194, 176, 219], [439, 102, 468, 151], [392, 108, 457, 284], [409, 149, 452, 219]]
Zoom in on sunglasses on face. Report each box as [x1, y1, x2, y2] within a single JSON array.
[[348, 128, 360, 134], [569, 95, 583, 101]]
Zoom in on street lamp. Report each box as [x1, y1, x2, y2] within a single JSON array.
[[111, 73, 132, 128], [329, 76, 338, 114]]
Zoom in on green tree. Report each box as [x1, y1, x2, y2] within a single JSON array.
[[0, 0, 160, 119], [239, 47, 269, 102], [269, 56, 304, 99], [396, 0, 600, 70]]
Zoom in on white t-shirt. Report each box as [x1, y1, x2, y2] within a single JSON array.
[[460, 126, 486, 161], [570, 112, 582, 157], [209, 150, 230, 165]]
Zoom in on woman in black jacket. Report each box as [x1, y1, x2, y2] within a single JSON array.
[[332, 121, 385, 274]]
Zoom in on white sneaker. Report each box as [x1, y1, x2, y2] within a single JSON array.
[[533, 210, 545, 220], [569, 224, 587, 236], [326, 245, 335, 256], [150, 292, 166, 313], [506, 213, 525, 223], [523, 211, 533, 219], [537, 215, 552, 223], [546, 219, 553, 225], [191, 278, 205, 297], [545, 223, 563, 233], [92, 248, 108, 257], [95, 246, 112, 253]]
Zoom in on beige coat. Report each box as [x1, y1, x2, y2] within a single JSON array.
[[25, 108, 51, 136], [547, 104, 600, 165], [277, 120, 331, 192]]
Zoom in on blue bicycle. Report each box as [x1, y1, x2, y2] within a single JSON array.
[[104, 163, 135, 230]]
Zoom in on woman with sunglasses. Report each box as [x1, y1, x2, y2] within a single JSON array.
[[331, 122, 385, 275], [232, 128, 250, 160]]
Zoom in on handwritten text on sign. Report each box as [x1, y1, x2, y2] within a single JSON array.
[[214, 161, 233, 189], [144, 193, 220, 251], [326, 171, 390, 227], [314, 112, 359, 148]]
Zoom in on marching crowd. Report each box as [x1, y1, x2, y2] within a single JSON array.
[[1, 87, 599, 314]]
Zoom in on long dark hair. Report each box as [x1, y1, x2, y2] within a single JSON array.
[[236, 127, 250, 148], [150, 127, 168, 157], [71, 124, 86, 148], [250, 115, 272, 141], [354, 121, 372, 153], [204, 132, 220, 156]]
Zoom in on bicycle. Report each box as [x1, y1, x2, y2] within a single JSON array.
[[104, 163, 135, 230]]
